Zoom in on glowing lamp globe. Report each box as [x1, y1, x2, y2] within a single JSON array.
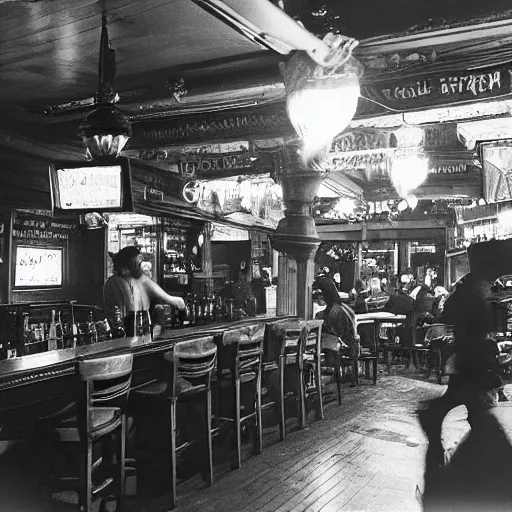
[[390, 155, 429, 199], [280, 34, 362, 168], [286, 84, 360, 167]]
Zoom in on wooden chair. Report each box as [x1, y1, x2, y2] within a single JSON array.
[[337, 319, 379, 386], [216, 324, 264, 469], [320, 331, 344, 405], [382, 316, 412, 373], [37, 353, 134, 512], [281, 320, 324, 430], [131, 337, 217, 510], [261, 320, 287, 440], [414, 324, 454, 383]]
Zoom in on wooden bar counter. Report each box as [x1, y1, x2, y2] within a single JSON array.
[[0, 315, 293, 439]]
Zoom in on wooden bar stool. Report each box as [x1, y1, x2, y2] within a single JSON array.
[[36, 353, 134, 512], [281, 320, 324, 430], [261, 320, 288, 440], [216, 324, 264, 469], [131, 336, 217, 510]]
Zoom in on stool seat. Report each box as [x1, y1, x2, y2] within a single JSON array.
[[133, 377, 207, 399], [55, 408, 121, 442]]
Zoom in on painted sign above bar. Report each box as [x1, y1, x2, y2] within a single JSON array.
[[132, 105, 292, 148], [180, 154, 256, 177], [364, 63, 512, 112]]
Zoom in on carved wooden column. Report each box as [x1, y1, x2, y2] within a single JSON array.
[[398, 241, 411, 275], [277, 254, 297, 316], [271, 146, 325, 320]]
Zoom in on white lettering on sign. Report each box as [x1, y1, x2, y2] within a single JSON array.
[[56, 166, 122, 210], [179, 155, 254, 176], [439, 71, 501, 96], [429, 164, 468, 175], [15, 246, 62, 287], [381, 70, 503, 102], [381, 81, 433, 101]]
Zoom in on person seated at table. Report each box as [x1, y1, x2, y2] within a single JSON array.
[[384, 282, 415, 346], [367, 277, 390, 311], [414, 283, 436, 327], [313, 270, 360, 357]]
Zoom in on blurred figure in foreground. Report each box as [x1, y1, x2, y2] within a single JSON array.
[[419, 240, 512, 511]]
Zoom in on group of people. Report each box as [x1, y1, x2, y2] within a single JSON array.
[[316, 239, 512, 510]]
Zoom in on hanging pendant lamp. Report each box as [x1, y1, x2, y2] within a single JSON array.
[[79, 15, 131, 161]]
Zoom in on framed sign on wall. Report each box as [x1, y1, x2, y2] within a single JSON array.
[[14, 245, 63, 288]]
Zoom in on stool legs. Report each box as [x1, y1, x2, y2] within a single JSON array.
[[117, 417, 126, 512], [169, 398, 178, 510], [353, 360, 359, 386], [205, 388, 214, 486], [315, 356, 324, 421], [298, 365, 307, 429], [372, 359, 378, 385], [234, 377, 242, 470], [334, 352, 342, 405], [254, 370, 263, 455], [79, 440, 93, 512], [364, 361, 371, 380], [278, 357, 286, 440]]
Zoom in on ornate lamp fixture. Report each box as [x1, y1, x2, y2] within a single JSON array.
[[79, 15, 131, 161], [389, 125, 428, 201], [280, 34, 362, 168]]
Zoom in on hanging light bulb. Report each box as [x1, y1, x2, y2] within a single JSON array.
[[390, 153, 429, 198], [79, 15, 131, 161], [397, 199, 408, 212], [281, 34, 362, 168], [406, 194, 419, 210]]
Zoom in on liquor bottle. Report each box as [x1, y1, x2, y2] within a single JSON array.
[[21, 313, 31, 356], [72, 320, 78, 347], [102, 317, 112, 341], [88, 311, 98, 344], [112, 306, 126, 339], [48, 310, 58, 351], [55, 311, 64, 349], [136, 311, 144, 337]]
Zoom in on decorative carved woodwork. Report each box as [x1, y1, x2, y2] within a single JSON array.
[[130, 104, 293, 148]]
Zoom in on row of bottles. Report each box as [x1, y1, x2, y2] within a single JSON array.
[[0, 307, 116, 360]]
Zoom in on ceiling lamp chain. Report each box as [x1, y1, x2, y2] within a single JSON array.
[[79, 14, 131, 161]]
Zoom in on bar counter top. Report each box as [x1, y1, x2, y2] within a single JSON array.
[[0, 315, 294, 388]]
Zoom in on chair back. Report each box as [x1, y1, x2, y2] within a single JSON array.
[[164, 336, 217, 396], [78, 353, 134, 406], [358, 321, 378, 354], [76, 353, 134, 438], [277, 320, 306, 365], [304, 320, 323, 354], [263, 321, 288, 365], [216, 324, 264, 380]]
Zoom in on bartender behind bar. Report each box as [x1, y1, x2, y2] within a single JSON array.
[[104, 246, 186, 336]]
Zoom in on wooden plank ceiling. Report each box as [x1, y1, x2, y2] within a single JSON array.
[[0, 0, 510, 208]]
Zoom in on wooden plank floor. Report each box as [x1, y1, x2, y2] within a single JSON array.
[[135, 373, 442, 512], [0, 372, 448, 512]]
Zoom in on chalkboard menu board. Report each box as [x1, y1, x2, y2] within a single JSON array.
[[12, 209, 77, 245]]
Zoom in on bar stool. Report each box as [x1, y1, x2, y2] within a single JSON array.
[[216, 324, 264, 469], [281, 320, 324, 430], [261, 321, 288, 440], [131, 337, 217, 510], [36, 353, 134, 512]]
